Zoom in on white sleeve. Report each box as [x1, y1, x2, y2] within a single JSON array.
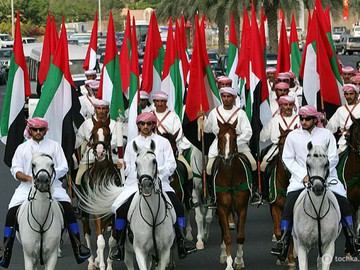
[[53, 143, 69, 179], [10, 144, 25, 181], [236, 110, 252, 145], [326, 110, 340, 134]]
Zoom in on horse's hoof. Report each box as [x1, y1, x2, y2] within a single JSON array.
[[234, 257, 245, 269], [288, 262, 296, 269], [196, 241, 204, 250], [276, 259, 287, 265], [345, 253, 352, 260]]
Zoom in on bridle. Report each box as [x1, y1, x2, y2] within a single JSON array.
[[28, 154, 57, 265]]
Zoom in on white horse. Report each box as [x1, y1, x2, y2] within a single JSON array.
[[75, 140, 175, 270], [292, 143, 342, 270], [187, 146, 214, 249], [17, 153, 64, 270]]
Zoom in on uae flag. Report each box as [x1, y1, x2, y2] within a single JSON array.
[[183, 14, 219, 153], [83, 12, 98, 71], [0, 11, 31, 167], [32, 17, 84, 164], [127, 17, 140, 142], [141, 12, 164, 97], [236, 8, 251, 108], [300, 7, 341, 118], [98, 12, 125, 121], [37, 13, 58, 94], [248, 2, 270, 158], [289, 13, 302, 78], [119, 11, 131, 98], [276, 18, 290, 75], [226, 13, 239, 94], [161, 17, 185, 119], [178, 14, 189, 84]]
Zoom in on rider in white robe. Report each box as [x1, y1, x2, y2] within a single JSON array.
[[271, 106, 360, 261], [326, 83, 360, 153], [109, 112, 196, 261], [0, 118, 90, 268]]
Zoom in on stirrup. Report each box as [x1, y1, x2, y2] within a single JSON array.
[[250, 192, 262, 206], [109, 244, 124, 261], [271, 240, 284, 256], [75, 244, 91, 264]]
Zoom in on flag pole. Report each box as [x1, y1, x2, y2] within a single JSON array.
[[199, 104, 207, 200], [116, 109, 125, 183]]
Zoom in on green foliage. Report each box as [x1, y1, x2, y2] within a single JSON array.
[[128, 0, 158, 10]]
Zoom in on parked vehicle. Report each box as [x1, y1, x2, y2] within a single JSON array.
[[0, 62, 7, 85], [22, 37, 37, 44], [335, 36, 360, 55], [332, 31, 348, 43], [0, 34, 14, 48], [0, 48, 12, 70], [352, 25, 360, 37]]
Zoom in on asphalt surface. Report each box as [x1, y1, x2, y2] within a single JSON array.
[[0, 54, 359, 269]]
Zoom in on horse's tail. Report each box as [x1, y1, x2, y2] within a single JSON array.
[[73, 174, 123, 219]]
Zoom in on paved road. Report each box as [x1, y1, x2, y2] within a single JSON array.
[[0, 54, 359, 269]]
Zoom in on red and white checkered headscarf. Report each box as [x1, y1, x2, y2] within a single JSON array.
[[24, 117, 49, 139], [298, 105, 324, 127]]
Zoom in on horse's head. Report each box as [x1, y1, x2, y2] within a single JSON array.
[[158, 130, 179, 158], [90, 117, 112, 162], [278, 125, 292, 154], [347, 115, 360, 155], [306, 142, 330, 196], [31, 153, 55, 193], [133, 140, 158, 197], [217, 119, 238, 160]]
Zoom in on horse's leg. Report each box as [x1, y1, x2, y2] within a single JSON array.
[[192, 177, 205, 248], [133, 247, 148, 270], [296, 245, 308, 270], [204, 207, 214, 242], [233, 192, 248, 270], [82, 216, 95, 269], [218, 202, 233, 269], [356, 208, 360, 236], [94, 218, 106, 270], [270, 202, 282, 241], [106, 233, 116, 270], [44, 250, 58, 270], [319, 242, 335, 270], [184, 207, 193, 241], [124, 240, 135, 270]]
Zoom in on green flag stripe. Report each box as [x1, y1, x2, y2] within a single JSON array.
[[107, 57, 124, 120], [170, 58, 184, 119], [33, 65, 63, 117], [226, 43, 237, 75], [153, 46, 165, 76]]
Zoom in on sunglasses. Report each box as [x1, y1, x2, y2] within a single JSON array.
[[30, 127, 46, 132], [138, 121, 153, 126], [299, 116, 314, 121]]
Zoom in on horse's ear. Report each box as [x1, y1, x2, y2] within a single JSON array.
[[307, 141, 313, 151], [133, 141, 139, 153], [150, 140, 156, 152]]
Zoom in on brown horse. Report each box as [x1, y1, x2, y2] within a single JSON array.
[[213, 119, 250, 269], [269, 126, 295, 267], [339, 116, 360, 253], [80, 117, 121, 270]]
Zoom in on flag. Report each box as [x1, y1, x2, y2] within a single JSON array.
[[37, 13, 58, 94], [226, 12, 239, 93], [98, 12, 125, 121], [236, 8, 251, 106], [32, 17, 84, 164], [183, 14, 219, 152], [300, 8, 341, 116], [127, 17, 140, 142], [343, 0, 349, 21], [276, 18, 290, 75], [83, 12, 98, 71], [119, 11, 131, 97], [141, 12, 164, 97], [161, 17, 185, 119], [289, 13, 302, 78], [179, 14, 189, 83], [259, 6, 267, 63], [249, 2, 270, 158], [0, 11, 31, 167]]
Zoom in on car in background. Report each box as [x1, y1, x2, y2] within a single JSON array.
[[0, 34, 14, 48], [333, 26, 347, 33], [332, 31, 348, 43], [352, 25, 360, 37], [22, 37, 37, 44], [335, 36, 360, 55], [0, 62, 7, 85], [69, 33, 91, 47], [207, 50, 220, 71]]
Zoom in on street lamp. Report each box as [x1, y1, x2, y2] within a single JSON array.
[[98, 0, 101, 33], [11, 0, 14, 38]]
